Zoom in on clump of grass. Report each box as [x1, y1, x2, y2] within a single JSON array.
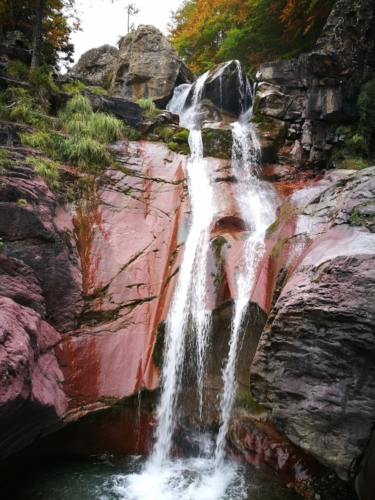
[[27, 156, 59, 189], [62, 80, 86, 94], [7, 60, 29, 80], [0, 87, 52, 129], [18, 198, 27, 206], [136, 97, 159, 116], [60, 136, 111, 169], [90, 86, 107, 95], [137, 97, 156, 114], [59, 94, 124, 143], [20, 130, 51, 150]]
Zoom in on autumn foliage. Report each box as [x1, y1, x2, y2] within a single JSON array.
[[169, 0, 336, 74]]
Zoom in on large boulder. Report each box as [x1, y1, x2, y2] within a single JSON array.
[[0, 296, 66, 459], [251, 167, 375, 479], [86, 92, 142, 127], [306, 0, 375, 80], [186, 61, 251, 118], [110, 25, 195, 108], [68, 44, 118, 89]]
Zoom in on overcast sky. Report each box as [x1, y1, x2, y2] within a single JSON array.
[[70, 0, 182, 65]]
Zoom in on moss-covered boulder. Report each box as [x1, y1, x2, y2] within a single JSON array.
[[202, 126, 233, 159], [252, 114, 287, 162]]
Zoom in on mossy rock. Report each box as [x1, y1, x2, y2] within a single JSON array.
[[202, 127, 232, 159]]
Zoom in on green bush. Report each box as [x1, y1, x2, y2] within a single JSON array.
[[336, 156, 373, 170], [175, 129, 189, 143], [167, 141, 179, 152], [27, 156, 59, 189], [357, 78, 375, 153], [29, 64, 59, 96]]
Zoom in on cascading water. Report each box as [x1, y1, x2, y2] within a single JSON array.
[[105, 62, 278, 500], [214, 116, 276, 467]]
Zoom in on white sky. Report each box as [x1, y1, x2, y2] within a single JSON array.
[[70, 0, 182, 65]]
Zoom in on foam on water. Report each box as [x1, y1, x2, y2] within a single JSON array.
[[109, 459, 245, 500]]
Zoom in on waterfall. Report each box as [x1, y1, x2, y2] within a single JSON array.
[[115, 62, 277, 500], [152, 70, 214, 466], [214, 117, 275, 467]]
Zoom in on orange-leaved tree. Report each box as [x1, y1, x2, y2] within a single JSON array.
[[169, 0, 336, 74]]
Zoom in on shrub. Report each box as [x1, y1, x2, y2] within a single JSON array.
[[27, 156, 59, 189], [336, 156, 373, 170], [29, 64, 59, 96], [18, 198, 27, 206]]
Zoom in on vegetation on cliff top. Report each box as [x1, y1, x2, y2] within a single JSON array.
[[169, 0, 336, 74]]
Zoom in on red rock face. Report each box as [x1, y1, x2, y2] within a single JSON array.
[[56, 141, 188, 418]]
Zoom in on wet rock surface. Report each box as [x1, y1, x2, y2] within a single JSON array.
[[110, 25, 195, 108]]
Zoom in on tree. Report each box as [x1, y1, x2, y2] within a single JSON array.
[[125, 3, 140, 33], [31, 0, 46, 69], [0, 0, 80, 68], [169, 0, 336, 74]]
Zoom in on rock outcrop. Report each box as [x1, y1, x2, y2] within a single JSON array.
[[254, 57, 359, 169], [306, 0, 375, 81], [68, 44, 119, 90], [251, 167, 375, 479], [186, 61, 250, 118], [110, 25, 195, 108]]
